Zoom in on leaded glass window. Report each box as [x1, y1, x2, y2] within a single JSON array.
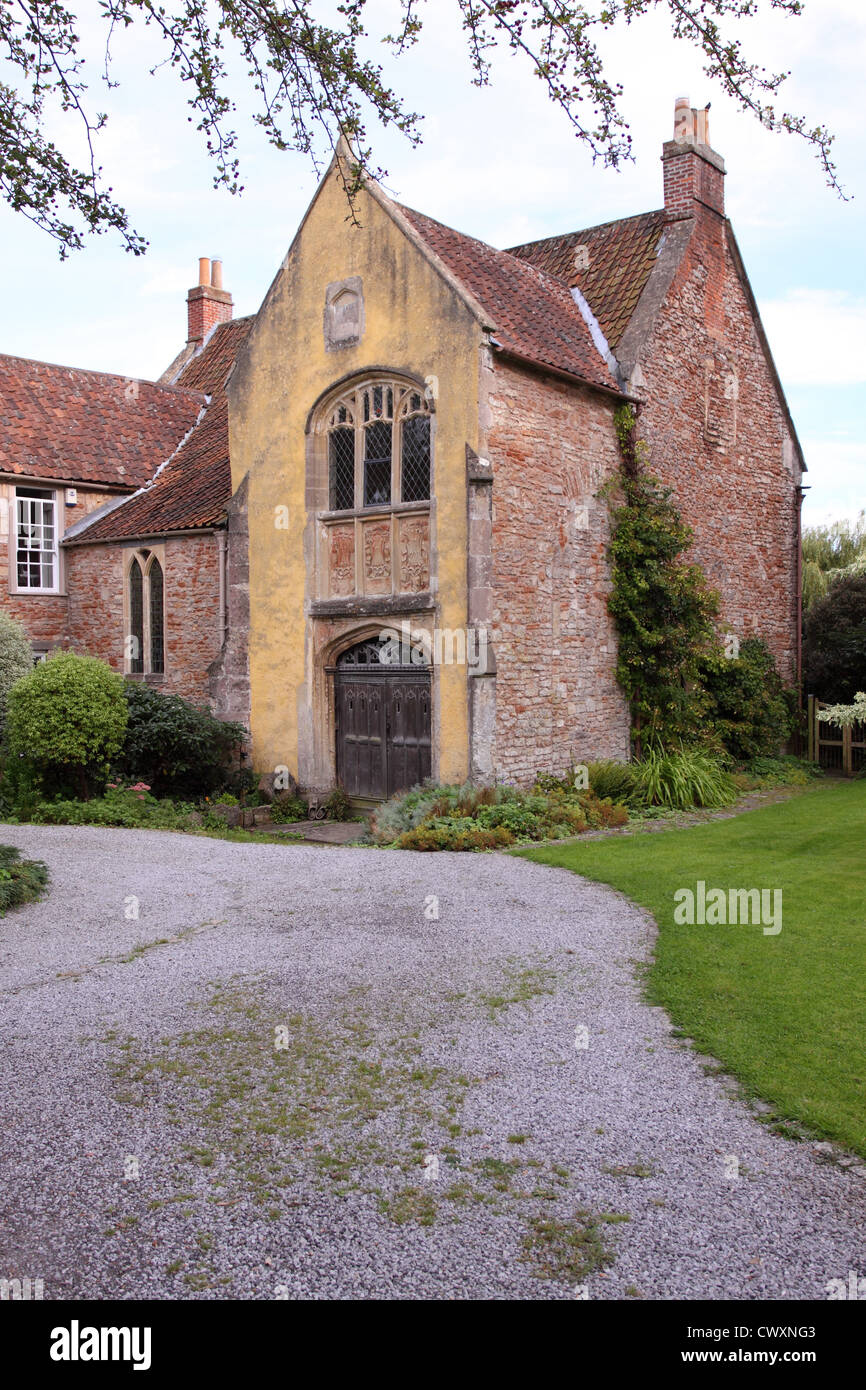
[[127, 550, 165, 676], [324, 379, 431, 511], [149, 558, 165, 674], [129, 559, 144, 673]]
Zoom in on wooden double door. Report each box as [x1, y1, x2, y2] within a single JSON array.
[[334, 641, 432, 800]]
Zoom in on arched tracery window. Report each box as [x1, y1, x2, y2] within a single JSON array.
[[125, 549, 165, 675], [326, 380, 431, 512]]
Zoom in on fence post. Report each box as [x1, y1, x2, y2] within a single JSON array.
[[807, 694, 815, 763], [843, 724, 852, 778]]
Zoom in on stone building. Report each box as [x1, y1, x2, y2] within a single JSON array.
[[0, 101, 804, 801]]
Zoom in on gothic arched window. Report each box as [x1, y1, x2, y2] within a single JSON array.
[[125, 549, 166, 676], [326, 380, 431, 512]]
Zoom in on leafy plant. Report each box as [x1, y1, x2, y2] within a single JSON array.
[[0, 611, 35, 728], [5, 652, 128, 798], [323, 786, 353, 821], [586, 760, 640, 805], [119, 682, 245, 798], [817, 692, 866, 729], [27, 786, 198, 830], [269, 795, 309, 824], [632, 747, 736, 811], [607, 405, 720, 754], [372, 780, 628, 849], [700, 638, 795, 761], [0, 842, 49, 913]]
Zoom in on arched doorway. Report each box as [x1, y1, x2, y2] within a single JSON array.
[[334, 638, 432, 799]]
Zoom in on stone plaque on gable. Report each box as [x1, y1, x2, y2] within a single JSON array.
[[324, 276, 365, 351]]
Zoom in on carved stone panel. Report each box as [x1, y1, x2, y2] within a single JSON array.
[[363, 519, 392, 596], [328, 523, 356, 598], [398, 514, 430, 593], [324, 276, 365, 351]]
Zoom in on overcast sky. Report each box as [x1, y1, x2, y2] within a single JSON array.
[[1, 0, 863, 526]]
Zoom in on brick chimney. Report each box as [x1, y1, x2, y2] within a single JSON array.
[[187, 257, 233, 345], [662, 98, 725, 220]]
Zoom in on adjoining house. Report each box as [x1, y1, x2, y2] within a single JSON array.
[[0, 100, 805, 801]]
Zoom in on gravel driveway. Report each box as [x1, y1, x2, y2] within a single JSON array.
[[1, 825, 863, 1301]]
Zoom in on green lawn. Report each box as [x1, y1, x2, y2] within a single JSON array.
[[521, 780, 866, 1156]]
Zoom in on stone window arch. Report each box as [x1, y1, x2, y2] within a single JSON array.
[[123, 547, 165, 676], [322, 377, 432, 512]]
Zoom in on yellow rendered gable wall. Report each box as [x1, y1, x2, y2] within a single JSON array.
[[227, 163, 481, 787]]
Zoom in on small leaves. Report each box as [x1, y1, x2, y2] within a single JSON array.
[[0, 0, 842, 256]]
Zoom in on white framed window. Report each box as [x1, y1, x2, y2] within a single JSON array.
[[15, 487, 59, 592]]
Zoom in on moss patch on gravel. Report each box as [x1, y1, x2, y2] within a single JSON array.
[[103, 957, 624, 1288]]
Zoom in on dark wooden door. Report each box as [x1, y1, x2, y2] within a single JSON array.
[[335, 675, 387, 799], [385, 676, 432, 796], [334, 644, 431, 800]]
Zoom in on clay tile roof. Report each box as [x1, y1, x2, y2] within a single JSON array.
[[399, 204, 622, 392], [66, 317, 254, 544], [0, 355, 205, 489], [507, 209, 667, 349]]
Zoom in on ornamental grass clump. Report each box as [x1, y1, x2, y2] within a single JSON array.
[[632, 747, 736, 811]]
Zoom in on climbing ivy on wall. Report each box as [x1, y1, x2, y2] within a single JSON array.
[[607, 404, 721, 755]]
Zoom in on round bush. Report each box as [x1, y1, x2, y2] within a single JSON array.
[[0, 611, 35, 726], [6, 651, 127, 796]]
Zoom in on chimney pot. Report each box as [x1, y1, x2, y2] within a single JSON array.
[[187, 258, 233, 346], [663, 96, 724, 219]]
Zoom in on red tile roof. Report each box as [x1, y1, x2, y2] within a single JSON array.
[[399, 204, 622, 392], [508, 209, 667, 349], [0, 355, 205, 489], [68, 318, 253, 543]]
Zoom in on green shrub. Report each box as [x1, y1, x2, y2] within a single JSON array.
[[0, 842, 49, 913], [6, 652, 127, 798], [586, 760, 640, 805], [700, 638, 794, 761], [0, 612, 35, 727], [119, 682, 245, 798], [28, 786, 197, 830], [323, 786, 353, 821], [743, 755, 820, 786], [373, 780, 630, 849], [395, 820, 515, 851], [633, 747, 736, 810], [270, 795, 309, 824]]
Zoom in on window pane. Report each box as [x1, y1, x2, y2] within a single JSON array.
[[329, 428, 355, 510], [129, 559, 144, 673], [401, 415, 431, 502], [149, 560, 165, 674], [15, 489, 56, 589], [364, 420, 392, 506]]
